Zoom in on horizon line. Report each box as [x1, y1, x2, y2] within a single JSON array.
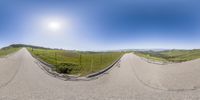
[[0, 43, 199, 52]]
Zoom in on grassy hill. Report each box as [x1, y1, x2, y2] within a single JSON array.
[[28, 48, 123, 76]]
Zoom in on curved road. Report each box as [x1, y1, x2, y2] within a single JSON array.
[[1, 48, 200, 100]]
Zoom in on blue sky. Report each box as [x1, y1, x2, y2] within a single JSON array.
[[0, 0, 200, 50]]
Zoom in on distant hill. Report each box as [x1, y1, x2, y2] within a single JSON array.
[[1, 44, 51, 50]]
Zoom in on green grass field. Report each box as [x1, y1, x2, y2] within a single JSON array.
[[28, 48, 123, 76], [0, 47, 20, 57], [135, 49, 200, 63]]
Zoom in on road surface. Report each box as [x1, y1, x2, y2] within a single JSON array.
[[1, 48, 200, 100]]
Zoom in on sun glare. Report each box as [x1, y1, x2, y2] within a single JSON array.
[[48, 21, 61, 31], [40, 17, 73, 35]]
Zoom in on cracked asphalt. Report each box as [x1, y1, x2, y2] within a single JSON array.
[[1, 48, 200, 100]]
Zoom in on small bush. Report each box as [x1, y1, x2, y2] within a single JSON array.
[[55, 63, 79, 74]]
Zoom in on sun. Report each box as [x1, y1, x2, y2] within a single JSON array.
[[48, 21, 62, 31], [41, 17, 72, 34]]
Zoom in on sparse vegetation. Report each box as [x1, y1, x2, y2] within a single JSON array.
[[135, 49, 200, 63], [27, 47, 123, 75]]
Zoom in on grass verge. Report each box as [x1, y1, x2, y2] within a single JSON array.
[[28, 48, 123, 76]]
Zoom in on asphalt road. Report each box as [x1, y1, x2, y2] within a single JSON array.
[[1, 48, 200, 100]]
